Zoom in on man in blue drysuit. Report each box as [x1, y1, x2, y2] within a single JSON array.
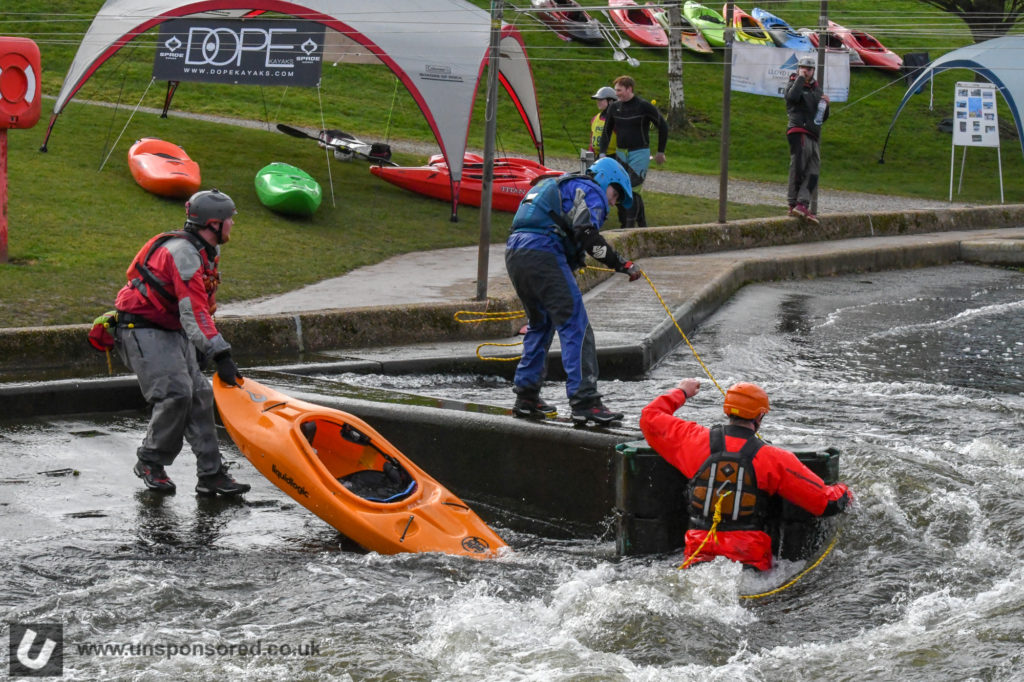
[[504, 157, 642, 425]]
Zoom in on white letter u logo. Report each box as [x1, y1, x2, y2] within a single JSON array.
[[16, 628, 56, 670]]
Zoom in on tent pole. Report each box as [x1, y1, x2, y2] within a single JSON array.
[[477, 0, 504, 302]]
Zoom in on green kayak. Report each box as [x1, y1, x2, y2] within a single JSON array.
[[683, 1, 727, 47], [254, 162, 322, 216]]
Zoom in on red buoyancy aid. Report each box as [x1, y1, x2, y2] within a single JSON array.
[[122, 230, 220, 318]]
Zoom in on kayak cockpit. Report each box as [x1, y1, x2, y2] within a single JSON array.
[[296, 418, 418, 504]]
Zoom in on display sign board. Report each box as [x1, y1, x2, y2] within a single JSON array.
[[731, 44, 850, 102], [153, 19, 325, 86], [952, 81, 1000, 148]]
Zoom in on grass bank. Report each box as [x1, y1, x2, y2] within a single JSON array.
[[0, 1, 1020, 328]]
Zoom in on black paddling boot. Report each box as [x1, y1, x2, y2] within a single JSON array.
[[195, 465, 250, 496]]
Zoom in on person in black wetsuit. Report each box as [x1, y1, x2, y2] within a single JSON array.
[[596, 75, 668, 228]]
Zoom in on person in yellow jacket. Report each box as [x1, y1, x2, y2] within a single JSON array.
[[589, 86, 617, 155]]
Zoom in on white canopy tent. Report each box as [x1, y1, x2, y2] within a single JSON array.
[[46, 0, 545, 215], [881, 35, 1024, 161]]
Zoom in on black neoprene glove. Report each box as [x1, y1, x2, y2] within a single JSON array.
[[214, 351, 241, 386]]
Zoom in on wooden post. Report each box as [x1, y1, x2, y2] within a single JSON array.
[[717, 3, 735, 224]]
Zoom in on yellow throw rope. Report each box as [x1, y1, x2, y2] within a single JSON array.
[[739, 528, 841, 600], [678, 492, 730, 569]]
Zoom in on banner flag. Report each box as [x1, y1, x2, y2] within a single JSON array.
[[731, 43, 850, 102], [153, 19, 325, 86]]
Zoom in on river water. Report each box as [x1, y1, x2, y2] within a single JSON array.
[[2, 263, 1022, 680]]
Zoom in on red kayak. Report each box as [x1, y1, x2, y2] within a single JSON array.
[[531, 0, 604, 45], [127, 138, 201, 198], [370, 153, 563, 213], [826, 20, 902, 72], [608, 0, 668, 48]]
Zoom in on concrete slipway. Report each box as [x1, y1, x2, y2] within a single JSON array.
[[1, 207, 1022, 542]]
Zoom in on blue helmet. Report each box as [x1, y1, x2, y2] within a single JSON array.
[[588, 157, 633, 209]]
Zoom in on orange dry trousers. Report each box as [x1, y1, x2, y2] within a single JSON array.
[[683, 529, 774, 572]]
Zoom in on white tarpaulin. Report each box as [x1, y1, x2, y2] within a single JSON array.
[[730, 43, 850, 102], [46, 0, 545, 213]]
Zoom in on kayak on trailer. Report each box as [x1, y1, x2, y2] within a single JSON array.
[[127, 138, 201, 199], [608, 0, 668, 48], [750, 7, 814, 51], [370, 153, 563, 213], [646, 3, 713, 54], [254, 162, 322, 217], [530, 0, 604, 44], [728, 5, 774, 46], [213, 376, 507, 558], [682, 1, 727, 47], [827, 20, 903, 72]]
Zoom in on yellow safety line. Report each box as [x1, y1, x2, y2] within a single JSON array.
[[739, 528, 841, 600], [678, 492, 730, 569]]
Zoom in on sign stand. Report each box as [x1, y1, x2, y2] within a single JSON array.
[[949, 81, 1003, 203]]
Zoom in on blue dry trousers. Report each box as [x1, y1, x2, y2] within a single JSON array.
[[504, 231, 601, 407]]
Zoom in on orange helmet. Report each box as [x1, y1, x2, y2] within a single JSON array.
[[723, 382, 770, 420]]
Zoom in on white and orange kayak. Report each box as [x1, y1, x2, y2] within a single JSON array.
[[213, 376, 507, 558]]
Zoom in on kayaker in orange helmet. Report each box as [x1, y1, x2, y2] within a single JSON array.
[[639, 379, 852, 571], [114, 189, 249, 496]]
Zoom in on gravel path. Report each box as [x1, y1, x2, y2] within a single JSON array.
[[90, 100, 969, 215]]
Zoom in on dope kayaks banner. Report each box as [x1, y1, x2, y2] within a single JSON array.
[[731, 43, 850, 103], [153, 19, 325, 86]]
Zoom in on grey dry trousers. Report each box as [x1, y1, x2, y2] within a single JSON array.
[[117, 327, 223, 476], [787, 133, 820, 208]]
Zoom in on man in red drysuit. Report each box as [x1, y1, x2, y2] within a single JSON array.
[[639, 379, 852, 570]]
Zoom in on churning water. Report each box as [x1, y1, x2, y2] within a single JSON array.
[[2, 263, 1022, 680]]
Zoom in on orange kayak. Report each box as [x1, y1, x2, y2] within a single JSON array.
[[127, 137, 201, 198], [213, 376, 507, 558]]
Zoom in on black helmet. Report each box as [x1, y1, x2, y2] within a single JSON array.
[[185, 189, 236, 228]]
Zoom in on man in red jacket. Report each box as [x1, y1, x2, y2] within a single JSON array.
[[115, 189, 249, 496], [639, 379, 851, 571]]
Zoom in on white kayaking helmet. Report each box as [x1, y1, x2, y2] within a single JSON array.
[[797, 55, 817, 69], [591, 86, 616, 101]]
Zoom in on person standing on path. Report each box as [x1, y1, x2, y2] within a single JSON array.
[[504, 157, 642, 425], [597, 75, 668, 229], [785, 55, 829, 224], [589, 86, 618, 155], [115, 189, 250, 496]]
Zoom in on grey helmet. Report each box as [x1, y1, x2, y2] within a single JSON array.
[[797, 55, 817, 69], [591, 86, 616, 101], [185, 189, 236, 229]]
